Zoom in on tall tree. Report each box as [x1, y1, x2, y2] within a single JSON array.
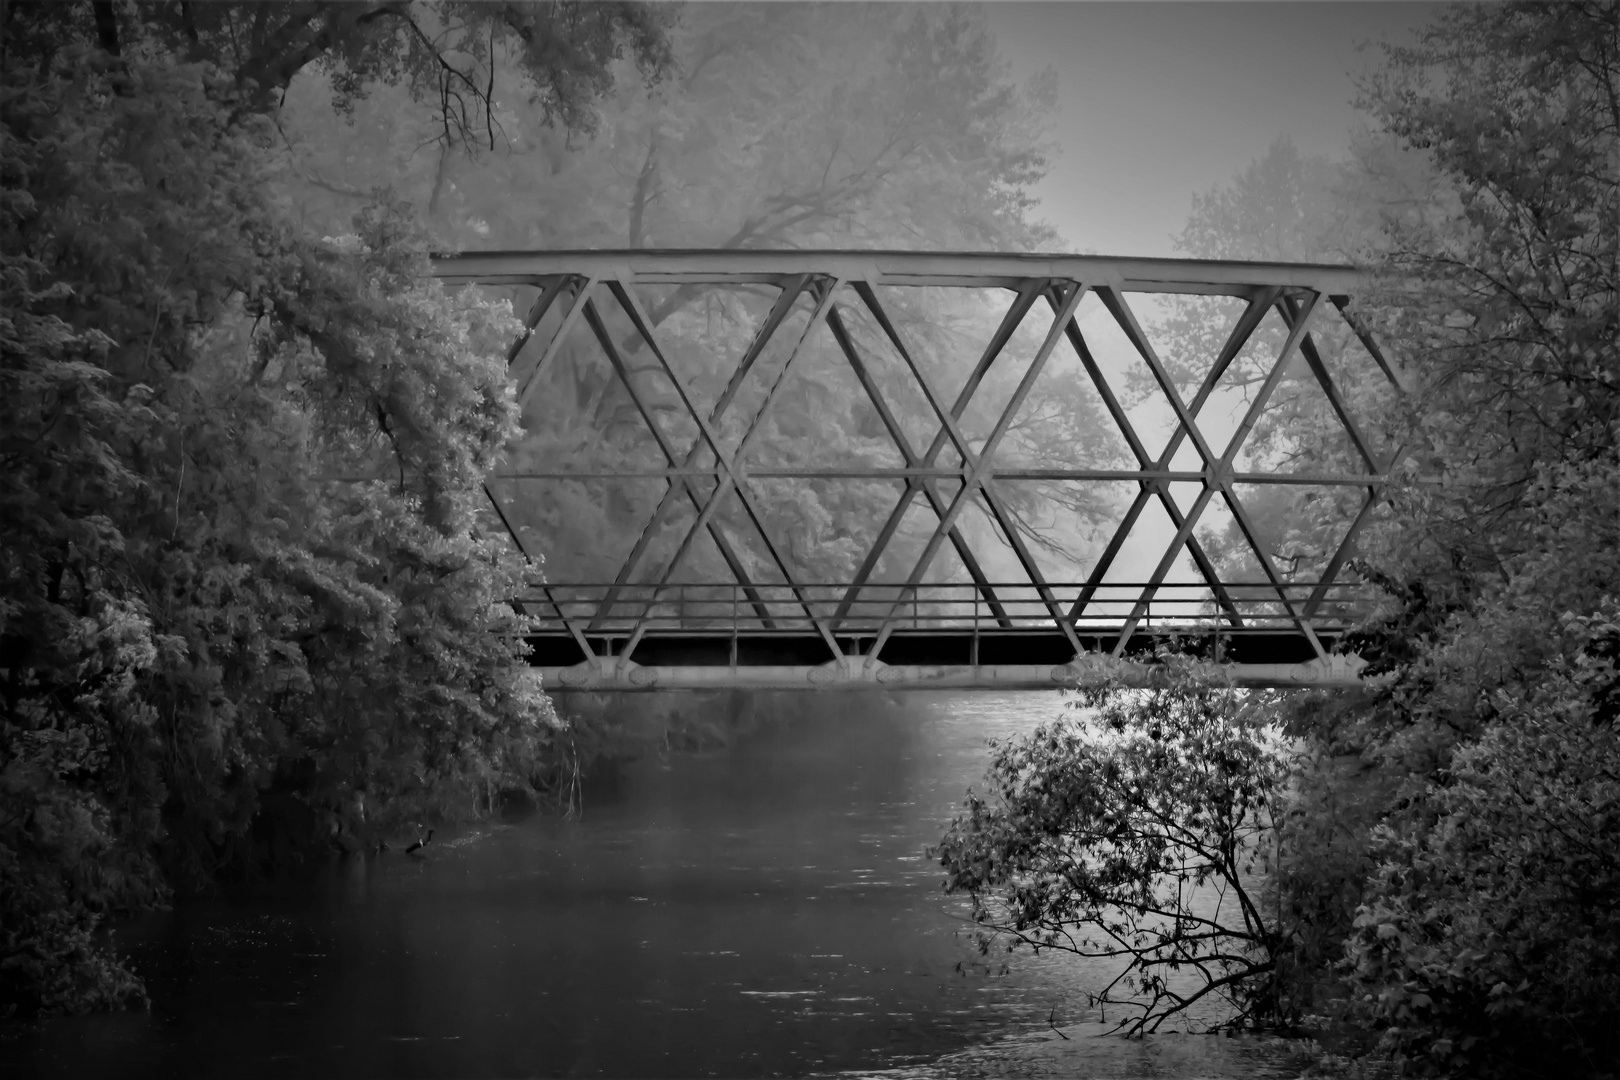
[[1326, 5, 1619, 1074], [0, 3, 672, 1018], [0, 1, 675, 145]]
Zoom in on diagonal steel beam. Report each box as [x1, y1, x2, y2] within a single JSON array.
[[1218, 485, 1327, 659], [842, 282, 1052, 624], [1108, 287, 1323, 654], [1097, 283, 1307, 630], [1331, 296, 1409, 394], [951, 286, 1092, 654], [1209, 291, 1330, 657], [866, 283, 1088, 662], [1111, 486, 1218, 656], [1290, 297, 1413, 623], [589, 276, 815, 627], [823, 324, 987, 626], [1096, 286, 1221, 469], [516, 275, 597, 412], [822, 285, 1043, 627], [483, 481, 594, 661], [852, 281, 981, 466], [1278, 293, 1381, 474], [579, 296, 776, 632], [1067, 483, 1154, 622], [606, 280, 844, 656], [1050, 292, 1242, 627], [1092, 285, 1261, 629], [1122, 288, 1283, 626], [630, 279, 845, 647], [1154, 287, 1281, 470], [1302, 488, 1380, 620], [1302, 437, 1414, 620], [506, 275, 570, 369]]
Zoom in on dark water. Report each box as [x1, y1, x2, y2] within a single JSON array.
[[4, 692, 1303, 1078]]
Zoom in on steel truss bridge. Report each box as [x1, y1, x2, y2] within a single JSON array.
[[433, 250, 1403, 691]]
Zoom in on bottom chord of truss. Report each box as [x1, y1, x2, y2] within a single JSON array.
[[528, 628, 1366, 691]]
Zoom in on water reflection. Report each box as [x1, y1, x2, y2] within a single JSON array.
[[3, 692, 1300, 1078]]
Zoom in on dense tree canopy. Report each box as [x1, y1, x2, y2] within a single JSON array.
[[1, 1, 675, 142], [0, 1, 671, 1019]]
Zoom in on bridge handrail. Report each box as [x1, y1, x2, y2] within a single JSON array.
[[518, 579, 1377, 635]]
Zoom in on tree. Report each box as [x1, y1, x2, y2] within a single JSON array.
[[0, 3, 671, 1019], [0, 1, 675, 147], [1293, 4, 1618, 1075], [936, 658, 1298, 1035]]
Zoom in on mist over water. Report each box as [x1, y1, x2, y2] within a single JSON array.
[[6, 692, 1298, 1078]]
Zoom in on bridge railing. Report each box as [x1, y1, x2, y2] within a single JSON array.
[[519, 580, 1378, 635]]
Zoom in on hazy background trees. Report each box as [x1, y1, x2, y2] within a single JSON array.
[[269, 4, 1125, 607]]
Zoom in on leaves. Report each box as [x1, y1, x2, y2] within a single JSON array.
[[936, 655, 1296, 1035], [0, 29, 610, 1016]]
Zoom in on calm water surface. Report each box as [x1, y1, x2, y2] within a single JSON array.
[[6, 691, 1302, 1078]]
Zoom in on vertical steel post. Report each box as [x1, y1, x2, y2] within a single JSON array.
[[972, 592, 980, 667]]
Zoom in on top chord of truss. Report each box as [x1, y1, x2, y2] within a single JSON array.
[[432, 249, 1366, 297]]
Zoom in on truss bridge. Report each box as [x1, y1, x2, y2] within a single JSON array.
[[433, 250, 1404, 691]]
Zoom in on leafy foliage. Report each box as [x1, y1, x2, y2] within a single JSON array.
[[1291, 5, 1616, 1075], [0, 1, 675, 146], [1343, 608, 1620, 1078], [0, 17, 669, 1014], [936, 658, 1298, 1034]]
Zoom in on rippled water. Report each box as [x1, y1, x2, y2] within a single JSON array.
[[4, 691, 1304, 1078]]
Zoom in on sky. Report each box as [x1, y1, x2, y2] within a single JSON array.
[[983, 1, 1445, 257]]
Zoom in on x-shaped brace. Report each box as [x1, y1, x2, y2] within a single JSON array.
[[1109, 289, 1328, 657], [824, 280, 1054, 630], [1060, 286, 1280, 628], [585, 275, 816, 632], [861, 281, 1090, 663], [591, 278, 846, 660]]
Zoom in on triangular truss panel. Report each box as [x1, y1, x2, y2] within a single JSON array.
[[1086, 490, 1206, 617], [826, 290, 948, 457], [993, 306, 1140, 473], [1148, 294, 1293, 467], [440, 250, 1399, 686], [1069, 289, 1188, 463], [1226, 480, 1376, 619], [485, 475, 671, 581], [738, 310, 907, 470], [1137, 293, 1260, 407], [505, 301, 671, 473], [1300, 297, 1404, 466], [865, 283, 1044, 446]]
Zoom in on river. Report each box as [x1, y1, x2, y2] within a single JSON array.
[[4, 691, 1307, 1078]]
